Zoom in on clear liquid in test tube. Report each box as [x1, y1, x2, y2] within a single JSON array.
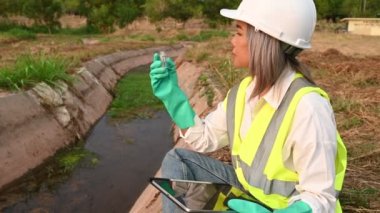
[[159, 51, 167, 68]]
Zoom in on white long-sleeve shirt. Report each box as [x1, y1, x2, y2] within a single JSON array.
[[180, 68, 338, 212]]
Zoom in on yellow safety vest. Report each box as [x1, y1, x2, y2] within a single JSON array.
[[206, 185, 270, 211], [224, 76, 347, 211]]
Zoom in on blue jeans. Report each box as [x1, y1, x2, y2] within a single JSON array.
[[161, 148, 242, 213]]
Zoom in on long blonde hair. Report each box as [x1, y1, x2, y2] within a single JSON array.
[[247, 25, 314, 97]]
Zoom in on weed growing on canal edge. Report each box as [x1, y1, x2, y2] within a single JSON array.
[[0, 54, 74, 91], [109, 67, 163, 120], [198, 74, 215, 107], [0, 141, 98, 208], [56, 144, 99, 173]]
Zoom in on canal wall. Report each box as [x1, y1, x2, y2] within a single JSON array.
[[0, 45, 185, 190], [130, 55, 225, 212]]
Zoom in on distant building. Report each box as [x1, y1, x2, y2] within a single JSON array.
[[341, 18, 380, 36]]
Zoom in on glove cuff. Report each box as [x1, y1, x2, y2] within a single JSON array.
[[163, 89, 195, 129]]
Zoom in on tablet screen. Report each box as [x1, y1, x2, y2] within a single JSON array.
[[150, 178, 269, 212]]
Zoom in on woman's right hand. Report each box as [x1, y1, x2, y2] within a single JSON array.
[[150, 53, 176, 100], [149, 53, 195, 129]]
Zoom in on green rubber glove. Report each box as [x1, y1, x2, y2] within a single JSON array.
[[228, 199, 312, 213], [274, 201, 312, 213], [227, 199, 271, 213], [150, 53, 195, 129]]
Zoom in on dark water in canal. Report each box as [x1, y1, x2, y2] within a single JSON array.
[[0, 111, 173, 212]]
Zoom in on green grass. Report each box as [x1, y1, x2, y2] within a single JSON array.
[[196, 52, 210, 63], [109, 68, 163, 119], [57, 26, 100, 35], [128, 33, 156, 41], [56, 144, 99, 173], [0, 54, 74, 91], [331, 97, 361, 113], [341, 116, 364, 130], [0, 20, 100, 35], [7, 28, 36, 40], [353, 77, 379, 88], [341, 187, 379, 209], [214, 58, 247, 88], [176, 29, 230, 42], [198, 74, 215, 107], [347, 142, 377, 159]]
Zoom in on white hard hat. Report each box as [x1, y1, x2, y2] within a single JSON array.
[[220, 0, 316, 49]]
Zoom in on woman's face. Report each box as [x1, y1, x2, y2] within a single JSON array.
[[231, 21, 249, 68]]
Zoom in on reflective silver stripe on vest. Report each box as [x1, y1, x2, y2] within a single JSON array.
[[226, 77, 314, 197]]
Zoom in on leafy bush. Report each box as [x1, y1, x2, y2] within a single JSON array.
[[0, 54, 74, 91], [0, 21, 23, 31]]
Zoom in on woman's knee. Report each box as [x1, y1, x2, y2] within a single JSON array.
[[162, 148, 190, 163], [162, 148, 181, 174], [161, 148, 194, 178]]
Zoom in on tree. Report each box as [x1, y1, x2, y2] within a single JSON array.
[[201, 0, 240, 27], [0, 0, 26, 17], [145, 0, 200, 27], [115, 0, 142, 28], [22, 0, 63, 32], [78, 0, 143, 33], [61, 0, 81, 14], [144, 0, 167, 23], [166, 0, 200, 27], [362, 0, 380, 17], [0, 1, 8, 17], [333, 0, 380, 18], [315, 0, 346, 21]]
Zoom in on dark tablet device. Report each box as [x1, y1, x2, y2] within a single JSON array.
[[149, 177, 272, 213]]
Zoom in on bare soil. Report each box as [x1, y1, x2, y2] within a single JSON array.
[[302, 49, 379, 212]]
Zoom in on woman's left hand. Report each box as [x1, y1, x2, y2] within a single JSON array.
[[228, 199, 312, 213]]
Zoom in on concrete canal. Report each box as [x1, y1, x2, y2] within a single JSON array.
[[0, 68, 173, 212]]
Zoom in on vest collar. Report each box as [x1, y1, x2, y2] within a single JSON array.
[[247, 67, 295, 110]]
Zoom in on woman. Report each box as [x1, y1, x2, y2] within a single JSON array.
[[149, 0, 347, 212]]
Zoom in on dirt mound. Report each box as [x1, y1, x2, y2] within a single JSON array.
[[322, 48, 346, 58], [300, 50, 380, 74]]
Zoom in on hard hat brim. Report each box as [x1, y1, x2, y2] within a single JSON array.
[[220, 9, 239, 21]]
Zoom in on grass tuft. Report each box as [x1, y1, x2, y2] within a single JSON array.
[[7, 28, 36, 40], [340, 187, 379, 208], [214, 58, 246, 88], [332, 97, 361, 113], [198, 74, 215, 107], [341, 116, 364, 130], [56, 145, 98, 173], [353, 77, 379, 88], [0, 54, 74, 91]]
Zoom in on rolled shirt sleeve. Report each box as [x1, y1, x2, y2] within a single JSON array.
[[179, 102, 229, 153], [285, 93, 338, 212]]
